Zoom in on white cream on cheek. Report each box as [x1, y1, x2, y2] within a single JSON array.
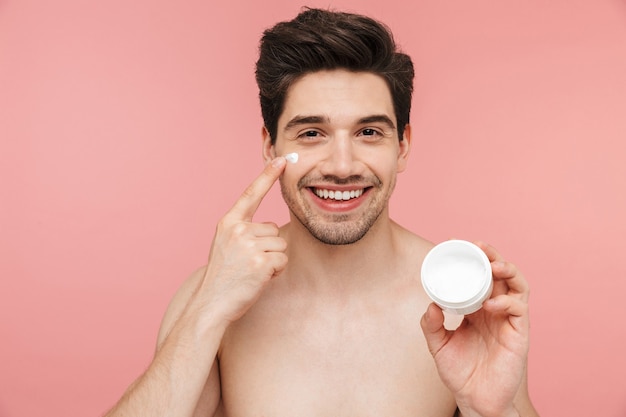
[[284, 152, 299, 163]]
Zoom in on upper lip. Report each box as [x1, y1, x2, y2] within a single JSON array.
[[307, 184, 371, 191]]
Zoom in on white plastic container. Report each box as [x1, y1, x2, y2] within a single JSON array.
[[421, 240, 493, 315]]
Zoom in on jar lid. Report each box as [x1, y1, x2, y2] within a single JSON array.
[[421, 240, 493, 315]]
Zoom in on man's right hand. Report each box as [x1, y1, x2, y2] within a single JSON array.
[[103, 158, 288, 417], [199, 156, 288, 325]]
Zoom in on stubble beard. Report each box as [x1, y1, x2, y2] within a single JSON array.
[[280, 174, 395, 246]]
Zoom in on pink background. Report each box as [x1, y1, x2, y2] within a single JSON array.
[[2, 0, 626, 416]]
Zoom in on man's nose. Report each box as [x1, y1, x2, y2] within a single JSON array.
[[319, 135, 359, 178]]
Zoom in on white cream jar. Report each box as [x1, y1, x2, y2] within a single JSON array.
[[421, 240, 493, 315]]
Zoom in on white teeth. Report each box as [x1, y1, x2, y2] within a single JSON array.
[[314, 188, 364, 201]]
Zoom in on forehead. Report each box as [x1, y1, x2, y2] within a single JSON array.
[[278, 70, 395, 128]]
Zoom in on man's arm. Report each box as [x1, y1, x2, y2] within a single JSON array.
[[455, 365, 538, 417], [455, 370, 538, 417], [511, 367, 539, 417], [104, 157, 289, 417], [104, 273, 225, 416]]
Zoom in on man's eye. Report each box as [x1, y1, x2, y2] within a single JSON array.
[[298, 130, 320, 138], [360, 128, 384, 138]]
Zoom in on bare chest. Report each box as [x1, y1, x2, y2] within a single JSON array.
[[216, 289, 456, 417]]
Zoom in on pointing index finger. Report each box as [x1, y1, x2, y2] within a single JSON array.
[[227, 157, 287, 221]]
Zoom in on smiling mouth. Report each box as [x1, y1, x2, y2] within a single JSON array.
[[312, 187, 368, 201]]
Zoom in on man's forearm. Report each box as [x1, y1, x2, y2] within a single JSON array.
[[456, 398, 540, 417], [104, 308, 225, 417]]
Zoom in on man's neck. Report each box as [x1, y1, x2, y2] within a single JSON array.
[[280, 213, 403, 295]]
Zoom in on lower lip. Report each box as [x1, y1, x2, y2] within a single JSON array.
[[308, 188, 369, 212]]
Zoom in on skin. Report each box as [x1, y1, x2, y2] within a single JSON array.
[[104, 69, 539, 417]]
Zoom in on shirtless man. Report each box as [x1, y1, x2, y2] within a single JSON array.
[[105, 8, 539, 417]]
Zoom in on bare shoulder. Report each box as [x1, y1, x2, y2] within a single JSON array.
[[156, 266, 206, 350], [392, 224, 462, 329], [391, 221, 434, 265]]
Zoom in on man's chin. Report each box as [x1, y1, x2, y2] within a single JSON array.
[[306, 224, 371, 246]]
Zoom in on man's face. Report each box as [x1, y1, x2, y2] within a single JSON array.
[[265, 69, 411, 245]]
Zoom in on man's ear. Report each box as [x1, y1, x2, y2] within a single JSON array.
[[261, 126, 276, 163], [397, 124, 412, 173]]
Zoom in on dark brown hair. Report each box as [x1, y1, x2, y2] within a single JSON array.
[[255, 8, 415, 144]]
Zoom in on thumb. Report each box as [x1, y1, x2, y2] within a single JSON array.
[[420, 303, 448, 357]]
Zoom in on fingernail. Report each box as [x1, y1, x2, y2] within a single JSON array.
[[272, 157, 286, 168]]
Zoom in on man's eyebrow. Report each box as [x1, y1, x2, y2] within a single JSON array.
[[284, 115, 329, 131], [357, 115, 396, 130], [283, 114, 397, 131]]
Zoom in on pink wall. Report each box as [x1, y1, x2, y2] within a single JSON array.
[[2, 0, 626, 415]]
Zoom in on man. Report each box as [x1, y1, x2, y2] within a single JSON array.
[[106, 8, 539, 417]]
